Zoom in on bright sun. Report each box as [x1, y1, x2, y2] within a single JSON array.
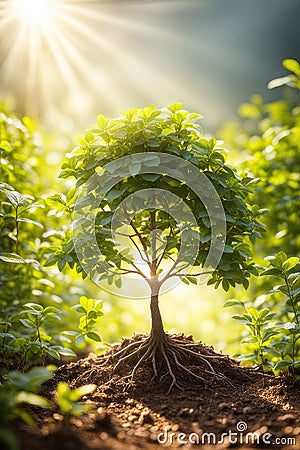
[[0, 0, 179, 123], [11, 0, 56, 27]]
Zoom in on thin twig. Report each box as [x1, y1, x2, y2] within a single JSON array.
[[129, 235, 150, 264], [174, 270, 214, 278]]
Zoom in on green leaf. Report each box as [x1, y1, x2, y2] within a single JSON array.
[[74, 383, 97, 398], [115, 277, 122, 288], [58, 257, 67, 271], [17, 218, 44, 228], [282, 59, 300, 76], [55, 347, 76, 357], [274, 360, 293, 370], [73, 305, 87, 314], [106, 188, 127, 202], [0, 253, 26, 264], [24, 302, 44, 311], [223, 299, 244, 308], [80, 296, 95, 311], [231, 314, 252, 325], [222, 279, 230, 291], [45, 347, 61, 359], [19, 318, 35, 328], [97, 114, 108, 129], [186, 276, 197, 285], [276, 322, 299, 331], [66, 187, 77, 205], [44, 254, 59, 267], [16, 392, 53, 408], [167, 102, 183, 113], [87, 331, 102, 342], [282, 257, 299, 272], [45, 194, 66, 207], [76, 334, 85, 346], [261, 267, 282, 277], [223, 245, 234, 254], [266, 251, 287, 269]]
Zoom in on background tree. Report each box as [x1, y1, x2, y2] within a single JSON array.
[[49, 103, 264, 390]]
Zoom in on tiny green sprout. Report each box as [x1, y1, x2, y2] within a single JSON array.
[[55, 382, 96, 419]]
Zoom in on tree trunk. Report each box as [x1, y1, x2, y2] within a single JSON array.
[[149, 281, 165, 343]]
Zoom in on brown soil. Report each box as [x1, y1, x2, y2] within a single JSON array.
[[12, 334, 300, 449]]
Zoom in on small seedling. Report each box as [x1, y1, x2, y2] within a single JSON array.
[[65, 296, 104, 346], [224, 299, 278, 367], [18, 302, 76, 362], [0, 365, 55, 449], [225, 252, 300, 378], [55, 382, 96, 420], [262, 252, 300, 375]]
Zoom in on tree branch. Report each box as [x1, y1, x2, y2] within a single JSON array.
[[129, 218, 149, 255], [129, 235, 150, 265], [173, 270, 214, 278], [115, 268, 140, 275], [131, 262, 148, 279], [160, 258, 179, 284]]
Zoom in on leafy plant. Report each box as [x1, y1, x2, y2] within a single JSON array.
[[0, 109, 99, 372], [262, 252, 300, 374], [221, 59, 300, 258], [224, 299, 277, 366], [47, 103, 263, 390], [220, 59, 299, 371], [55, 382, 96, 420], [17, 302, 76, 362], [0, 366, 54, 450], [65, 296, 104, 345], [225, 252, 300, 378]]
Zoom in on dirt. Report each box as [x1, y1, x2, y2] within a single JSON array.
[[11, 334, 300, 449]]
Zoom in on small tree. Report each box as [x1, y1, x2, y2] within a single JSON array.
[[52, 103, 263, 390]]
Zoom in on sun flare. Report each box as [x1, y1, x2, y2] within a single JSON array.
[[0, 0, 185, 125], [11, 0, 56, 27]]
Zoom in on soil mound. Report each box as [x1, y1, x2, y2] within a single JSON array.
[[15, 334, 300, 449]]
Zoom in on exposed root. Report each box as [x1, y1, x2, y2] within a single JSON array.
[[105, 333, 233, 393]]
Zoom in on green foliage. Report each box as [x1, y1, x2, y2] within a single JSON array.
[[225, 252, 300, 377], [17, 302, 76, 361], [221, 60, 299, 371], [0, 366, 54, 450], [49, 103, 263, 292], [222, 59, 300, 258], [268, 58, 300, 90], [67, 296, 104, 345], [55, 382, 96, 419], [0, 109, 102, 372], [224, 300, 278, 366]]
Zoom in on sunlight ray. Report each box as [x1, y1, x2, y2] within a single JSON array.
[[0, 0, 201, 122]]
